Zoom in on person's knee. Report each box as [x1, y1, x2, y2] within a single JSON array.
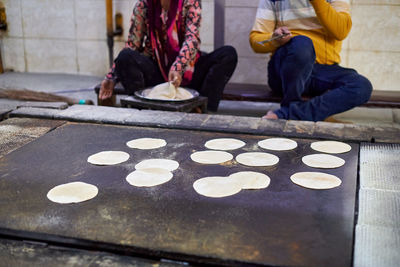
[[115, 48, 138, 67], [286, 36, 315, 64], [348, 75, 373, 106], [356, 76, 373, 104], [219, 45, 238, 66]]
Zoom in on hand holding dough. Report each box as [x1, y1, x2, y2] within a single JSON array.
[[147, 82, 193, 100], [147, 82, 177, 100]]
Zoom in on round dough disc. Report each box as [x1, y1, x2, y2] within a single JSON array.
[[126, 168, 173, 187], [87, 151, 130, 166], [204, 138, 245, 151], [290, 172, 342, 189], [311, 141, 351, 154], [258, 138, 297, 151], [190, 150, 233, 164], [193, 176, 242, 198], [126, 138, 166, 150], [302, 154, 345, 169], [135, 159, 179, 171], [47, 182, 98, 204], [235, 152, 279, 167], [229, 171, 271, 189]]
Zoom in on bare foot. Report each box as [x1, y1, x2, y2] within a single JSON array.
[[262, 110, 278, 120]]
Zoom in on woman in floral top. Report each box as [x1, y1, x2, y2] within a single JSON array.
[[99, 0, 237, 111]]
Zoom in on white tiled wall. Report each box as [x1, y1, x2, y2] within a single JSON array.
[[341, 1, 400, 91], [1, 0, 399, 93], [223, 0, 264, 85], [223, 0, 400, 91], [0, 0, 214, 76]]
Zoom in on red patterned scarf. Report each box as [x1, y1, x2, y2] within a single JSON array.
[[148, 0, 195, 85]]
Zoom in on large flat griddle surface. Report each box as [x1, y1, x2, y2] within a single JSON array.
[[0, 123, 358, 266]]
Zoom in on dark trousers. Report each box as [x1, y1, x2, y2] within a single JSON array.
[[268, 36, 373, 121], [115, 46, 237, 111]]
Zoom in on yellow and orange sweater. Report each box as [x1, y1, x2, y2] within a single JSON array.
[[249, 0, 351, 65]]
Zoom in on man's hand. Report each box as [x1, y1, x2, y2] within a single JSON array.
[[99, 79, 115, 100], [272, 26, 292, 47], [168, 70, 182, 88]]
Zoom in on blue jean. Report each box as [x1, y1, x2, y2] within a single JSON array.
[[268, 36, 372, 121]]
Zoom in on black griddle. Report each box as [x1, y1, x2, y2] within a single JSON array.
[[0, 123, 359, 266]]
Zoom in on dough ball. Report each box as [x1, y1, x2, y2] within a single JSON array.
[[87, 151, 130, 166], [302, 154, 345, 169], [290, 172, 342, 189], [310, 141, 351, 154], [193, 176, 242, 198], [147, 82, 176, 100], [135, 159, 179, 171], [190, 150, 233, 164], [204, 138, 245, 151], [235, 152, 279, 167], [258, 138, 297, 151], [47, 182, 98, 204], [126, 168, 173, 187], [175, 87, 193, 100], [126, 138, 167, 150]]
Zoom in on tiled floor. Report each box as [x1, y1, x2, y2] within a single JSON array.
[[354, 143, 400, 267]]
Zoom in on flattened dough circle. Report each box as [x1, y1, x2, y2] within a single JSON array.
[[126, 138, 166, 150], [47, 182, 98, 204], [229, 171, 271, 189], [258, 138, 297, 151], [204, 138, 245, 151], [126, 168, 173, 187], [311, 141, 351, 154], [290, 172, 342, 189], [235, 152, 279, 167], [87, 151, 130, 166], [302, 154, 345, 169], [190, 150, 233, 164], [135, 159, 179, 171], [193, 176, 242, 198]]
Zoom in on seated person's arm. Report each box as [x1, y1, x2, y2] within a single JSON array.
[[249, 1, 278, 53], [100, 0, 147, 99], [126, 0, 147, 50], [310, 0, 352, 41], [170, 0, 201, 87]]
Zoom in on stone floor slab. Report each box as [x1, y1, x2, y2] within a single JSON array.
[[358, 189, 400, 227], [0, 238, 181, 267], [354, 225, 400, 267], [0, 108, 11, 121], [360, 143, 400, 191], [10, 107, 62, 120]]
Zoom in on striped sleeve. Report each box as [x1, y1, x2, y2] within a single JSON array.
[[311, 0, 352, 40], [249, 0, 277, 53]]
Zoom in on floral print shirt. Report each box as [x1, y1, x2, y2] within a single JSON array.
[[106, 0, 202, 83]]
